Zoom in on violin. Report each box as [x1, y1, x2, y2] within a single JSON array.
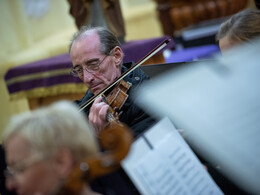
[[104, 79, 132, 121], [57, 38, 171, 194]]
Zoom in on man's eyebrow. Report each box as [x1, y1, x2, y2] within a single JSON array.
[[85, 58, 99, 64], [7, 160, 16, 167], [73, 58, 99, 68], [73, 65, 81, 69]]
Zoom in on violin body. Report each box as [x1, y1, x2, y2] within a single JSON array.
[[105, 79, 132, 120]]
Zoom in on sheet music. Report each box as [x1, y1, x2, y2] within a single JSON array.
[[122, 118, 223, 195], [135, 40, 260, 194]]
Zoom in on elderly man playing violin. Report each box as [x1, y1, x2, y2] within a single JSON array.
[[69, 26, 157, 195], [69, 26, 156, 137]]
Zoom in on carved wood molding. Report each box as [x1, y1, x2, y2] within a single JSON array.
[[154, 0, 248, 35]]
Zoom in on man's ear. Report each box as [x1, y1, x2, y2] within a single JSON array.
[[113, 46, 123, 67], [53, 148, 74, 179]]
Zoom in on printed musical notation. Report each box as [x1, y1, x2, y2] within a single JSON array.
[[122, 117, 223, 195]]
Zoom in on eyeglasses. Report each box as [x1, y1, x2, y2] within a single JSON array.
[[4, 154, 44, 179], [70, 54, 109, 77]]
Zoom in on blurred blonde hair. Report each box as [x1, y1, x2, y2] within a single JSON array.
[[2, 101, 99, 163], [216, 9, 260, 43]]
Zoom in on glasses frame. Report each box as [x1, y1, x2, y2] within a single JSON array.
[[70, 49, 113, 78], [4, 154, 44, 179]]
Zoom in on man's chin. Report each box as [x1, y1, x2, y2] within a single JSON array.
[[90, 83, 108, 95], [91, 87, 102, 96]]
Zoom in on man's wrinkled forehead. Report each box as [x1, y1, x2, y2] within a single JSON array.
[[5, 133, 32, 164], [70, 30, 100, 53], [71, 34, 101, 57]]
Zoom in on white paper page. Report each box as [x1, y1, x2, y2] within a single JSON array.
[[144, 117, 180, 147], [122, 137, 152, 194], [135, 40, 260, 194], [122, 118, 223, 195]]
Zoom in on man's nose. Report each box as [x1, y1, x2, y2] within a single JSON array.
[[82, 69, 94, 83]]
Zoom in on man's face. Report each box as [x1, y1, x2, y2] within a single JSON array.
[[70, 32, 123, 95], [5, 134, 60, 195]]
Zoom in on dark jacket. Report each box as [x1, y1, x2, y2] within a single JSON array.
[[75, 63, 156, 195], [75, 62, 156, 138]]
